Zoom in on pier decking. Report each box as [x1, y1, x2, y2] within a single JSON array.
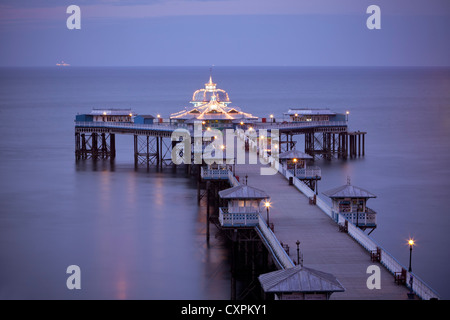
[[234, 161, 410, 299]]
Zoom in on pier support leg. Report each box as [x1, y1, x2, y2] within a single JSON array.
[[134, 135, 138, 169], [75, 132, 81, 160], [358, 133, 361, 157], [159, 136, 163, 170], [362, 134, 365, 156], [110, 134, 116, 162], [146, 135, 150, 170], [92, 133, 98, 160]]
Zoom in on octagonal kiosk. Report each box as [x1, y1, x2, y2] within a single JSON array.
[[218, 185, 269, 228], [279, 149, 321, 191], [323, 180, 377, 233]]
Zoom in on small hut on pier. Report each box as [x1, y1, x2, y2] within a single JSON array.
[[218, 185, 269, 227], [278, 149, 321, 191], [323, 179, 377, 233], [258, 265, 345, 300]]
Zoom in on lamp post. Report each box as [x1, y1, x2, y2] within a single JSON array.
[[407, 239, 415, 299], [265, 201, 271, 227], [315, 175, 319, 195], [346, 110, 350, 122], [408, 239, 414, 272], [296, 240, 301, 266], [293, 158, 297, 177]]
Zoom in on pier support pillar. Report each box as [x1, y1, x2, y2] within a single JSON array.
[[75, 131, 115, 161], [134, 134, 138, 169]]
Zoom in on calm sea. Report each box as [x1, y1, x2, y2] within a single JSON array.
[[0, 67, 449, 299]]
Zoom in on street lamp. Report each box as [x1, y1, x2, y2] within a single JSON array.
[[264, 201, 271, 227], [346, 110, 350, 122], [408, 239, 415, 272], [296, 240, 301, 266], [407, 239, 415, 299], [293, 158, 298, 177]]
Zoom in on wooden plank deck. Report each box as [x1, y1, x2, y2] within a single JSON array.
[[234, 161, 413, 300]]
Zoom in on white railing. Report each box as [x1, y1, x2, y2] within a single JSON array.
[[256, 215, 295, 270], [254, 120, 347, 130], [336, 210, 377, 227], [227, 170, 240, 187], [75, 121, 185, 132], [315, 196, 333, 218], [287, 166, 322, 179], [219, 207, 259, 227], [200, 167, 230, 179], [346, 221, 378, 252]]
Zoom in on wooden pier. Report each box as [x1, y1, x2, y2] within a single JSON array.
[[73, 79, 437, 299], [73, 119, 439, 300]]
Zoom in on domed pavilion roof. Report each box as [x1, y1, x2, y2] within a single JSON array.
[[191, 76, 230, 105]]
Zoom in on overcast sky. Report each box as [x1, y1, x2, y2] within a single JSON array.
[[0, 0, 449, 66]]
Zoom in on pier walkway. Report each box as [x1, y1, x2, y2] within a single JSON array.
[[233, 161, 412, 299]]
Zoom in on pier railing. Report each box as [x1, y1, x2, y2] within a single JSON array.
[[254, 120, 347, 130], [255, 215, 295, 270], [227, 170, 240, 187], [267, 156, 440, 299], [75, 120, 346, 133], [287, 166, 322, 179], [75, 121, 184, 132], [200, 167, 230, 180], [219, 207, 259, 227], [335, 208, 377, 227]]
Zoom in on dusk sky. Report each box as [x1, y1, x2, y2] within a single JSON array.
[[0, 0, 449, 66]]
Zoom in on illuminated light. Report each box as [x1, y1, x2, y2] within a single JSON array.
[[249, 127, 253, 131], [157, 114, 161, 118], [295, 113, 298, 117], [202, 121, 206, 125], [260, 135, 264, 139], [103, 112, 107, 116], [207, 127, 211, 131], [346, 111, 350, 115], [264, 201, 271, 208], [293, 158, 298, 162], [408, 239, 415, 247], [270, 114, 274, 118], [220, 145, 225, 150], [240, 121, 244, 125], [129, 113, 133, 117]]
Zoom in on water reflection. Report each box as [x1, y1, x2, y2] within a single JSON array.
[[73, 161, 232, 299]]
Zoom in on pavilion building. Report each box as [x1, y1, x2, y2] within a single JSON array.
[[170, 76, 258, 130]]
